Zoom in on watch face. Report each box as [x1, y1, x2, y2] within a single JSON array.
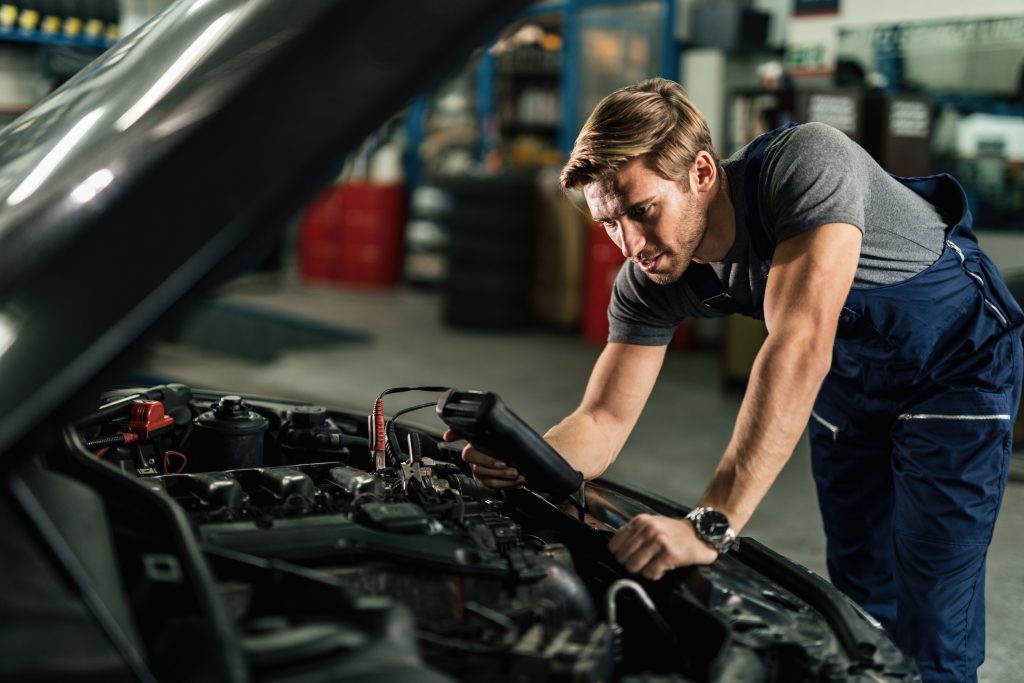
[[696, 510, 730, 540]]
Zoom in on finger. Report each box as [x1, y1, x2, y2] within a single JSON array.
[[461, 448, 509, 470], [608, 514, 650, 554], [612, 519, 655, 560], [623, 541, 660, 575], [615, 528, 656, 566], [641, 558, 666, 581], [607, 528, 631, 555], [609, 523, 641, 554], [442, 429, 463, 442], [471, 464, 520, 480]]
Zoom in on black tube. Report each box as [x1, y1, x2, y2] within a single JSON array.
[[83, 433, 129, 449], [378, 386, 450, 399], [386, 401, 438, 463], [74, 393, 143, 429], [75, 384, 193, 429]]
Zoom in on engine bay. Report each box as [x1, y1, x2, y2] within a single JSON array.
[[48, 383, 919, 682]]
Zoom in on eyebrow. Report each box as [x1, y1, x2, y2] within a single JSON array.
[[591, 196, 656, 223]]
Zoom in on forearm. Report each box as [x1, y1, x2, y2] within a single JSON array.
[[543, 407, 624, 479], [542, 342, 665, 480], [700, 332, 832, 531]]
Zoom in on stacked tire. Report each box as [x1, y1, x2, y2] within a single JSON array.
[[440, 174, 538, 329]]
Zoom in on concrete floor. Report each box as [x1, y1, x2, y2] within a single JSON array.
[[144, 276, 1024, 683]]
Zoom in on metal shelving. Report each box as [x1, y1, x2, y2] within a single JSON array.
[[0, 26, 114, 49]]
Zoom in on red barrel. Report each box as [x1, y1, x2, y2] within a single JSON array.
[[582, 223, 624, 344], [298, 186, 342, 283], [335, 182, 407, 288], [581, 223, 695, 348]]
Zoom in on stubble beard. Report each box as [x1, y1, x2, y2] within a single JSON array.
[[637, 198, 707, 286]]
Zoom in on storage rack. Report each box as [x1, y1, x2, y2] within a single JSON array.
[[404, 0, 679, 187], [0, 2, 119, 50]]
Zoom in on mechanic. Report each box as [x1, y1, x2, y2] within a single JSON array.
[[453, 78, 1023, 683]]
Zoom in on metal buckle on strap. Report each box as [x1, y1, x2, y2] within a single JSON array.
[[702, 293, 732, 308]]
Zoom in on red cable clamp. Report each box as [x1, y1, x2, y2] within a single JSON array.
[[369, 398, 386, 452], [125, 400, 174, 439]]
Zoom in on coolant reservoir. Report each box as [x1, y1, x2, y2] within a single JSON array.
[[193, 395, 269, 470]]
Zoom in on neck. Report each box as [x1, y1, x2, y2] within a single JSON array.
[[693, 168, 736, 264]]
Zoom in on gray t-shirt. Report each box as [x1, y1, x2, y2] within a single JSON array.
[[608, 122, 948, 345]]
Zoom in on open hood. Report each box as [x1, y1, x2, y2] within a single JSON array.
[[0, 0, 529, 455]]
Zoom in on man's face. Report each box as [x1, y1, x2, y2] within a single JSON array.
[[583, 157, 708, 285]]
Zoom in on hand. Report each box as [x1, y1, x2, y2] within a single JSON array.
[[443, 429, 525, 489], [608, 514, 719, 580]]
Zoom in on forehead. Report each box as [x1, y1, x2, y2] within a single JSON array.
[[582, 157, 664, 214]]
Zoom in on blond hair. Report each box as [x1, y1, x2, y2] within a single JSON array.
[[559, 78, 717, 193]]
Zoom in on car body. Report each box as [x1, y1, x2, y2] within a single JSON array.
[[0, 1, 920, 681]]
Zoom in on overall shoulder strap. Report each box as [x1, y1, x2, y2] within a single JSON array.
[[741, 122, 798, 263], [685, 262, 745, 316], [682, 123, 798, 316]]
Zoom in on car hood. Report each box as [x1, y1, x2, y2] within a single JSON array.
[[0, 0, 529, 456]]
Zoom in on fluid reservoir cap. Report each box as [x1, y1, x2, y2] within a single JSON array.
[[194, 396, 269, 435], [287, 405, 328, 428]]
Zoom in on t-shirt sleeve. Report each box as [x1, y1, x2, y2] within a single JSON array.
[[761, 122, 868, 244], [607, 260, 695, 345]]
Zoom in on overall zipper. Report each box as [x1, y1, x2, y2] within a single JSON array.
[[811, 411, 839, 440], [985, 300, 1008, 327], [946, 239, 966, 263], [945, 239, 1009, 328], [897, 413, 1011, 421]]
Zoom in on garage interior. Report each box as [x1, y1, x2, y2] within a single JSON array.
[[2, 0, 1022, 681], [144, 274, 1024, 683]]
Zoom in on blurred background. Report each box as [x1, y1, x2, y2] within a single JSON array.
[[3, 1, 1021, 680]]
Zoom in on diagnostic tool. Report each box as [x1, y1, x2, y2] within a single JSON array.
[[436, 389, 584, 500]]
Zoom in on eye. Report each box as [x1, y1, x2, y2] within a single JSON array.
[[601, 220, 618, 231], [629, 204, 651, 218]]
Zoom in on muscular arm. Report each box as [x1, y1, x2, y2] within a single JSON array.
[[700, 222, 862, 531], [609, 222, 861, 580], [456, 342, 667, 487], [462, 221, 860, 564], [544, 342, 667, 479]]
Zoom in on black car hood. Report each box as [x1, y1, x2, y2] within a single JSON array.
[[0, 0, 530, 455]]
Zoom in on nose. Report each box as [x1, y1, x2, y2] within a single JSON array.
[[618, 220, 646, 259]]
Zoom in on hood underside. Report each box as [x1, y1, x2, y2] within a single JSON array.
[[0, 0, 530, 456]]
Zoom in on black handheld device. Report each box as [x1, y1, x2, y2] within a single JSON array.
[[436, 389, 584, 500]]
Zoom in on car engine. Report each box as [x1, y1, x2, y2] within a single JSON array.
[[53, 383, 919, 682]]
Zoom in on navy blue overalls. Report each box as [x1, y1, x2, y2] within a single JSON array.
[[685, 123, 1024, 683]]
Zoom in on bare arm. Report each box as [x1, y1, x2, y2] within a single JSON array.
[[698, 222, 862, 531], [454, 342, 667, 487], [544, 342, 667, 478], [610, 222, 861, 579]]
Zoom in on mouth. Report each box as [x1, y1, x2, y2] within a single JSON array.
[[637, 253, 663, 273]]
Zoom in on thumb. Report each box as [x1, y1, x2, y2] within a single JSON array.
[[442, 428, 464, 442]]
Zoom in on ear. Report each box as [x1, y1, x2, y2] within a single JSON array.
[[689, 151, 717, 195]]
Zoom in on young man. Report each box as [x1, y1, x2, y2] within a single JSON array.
[[457, 78, 1022, 683]]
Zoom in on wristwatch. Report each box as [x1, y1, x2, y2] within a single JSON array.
[[685, 507, 737, 555]]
